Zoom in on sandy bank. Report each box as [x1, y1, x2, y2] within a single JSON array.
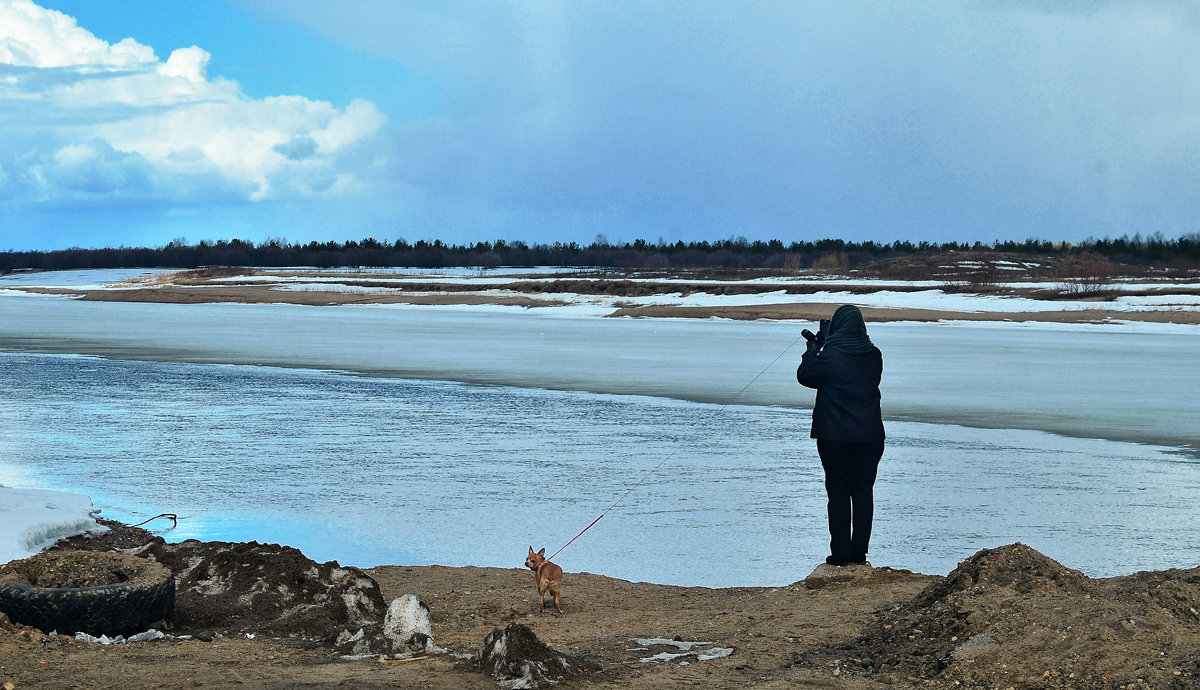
[[2, 521, 1198, 688]]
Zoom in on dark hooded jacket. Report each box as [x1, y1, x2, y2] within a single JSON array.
[[796, 305, 885, 441]]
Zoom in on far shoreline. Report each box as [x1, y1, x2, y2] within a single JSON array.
[[13, 282, 1200, 325]]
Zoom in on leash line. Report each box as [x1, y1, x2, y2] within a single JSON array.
[[547, 513, 605, 562], [128, 513, 179, 529], [549, 330, 807, 560]]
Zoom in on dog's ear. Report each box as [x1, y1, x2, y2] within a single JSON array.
[[528, 546, 535, 555], [537, 548, 546, 557]]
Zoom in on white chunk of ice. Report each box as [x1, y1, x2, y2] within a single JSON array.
[[634, 637, 712, 650], [74, 629, 165, 644], [0, 486, 108, 565]]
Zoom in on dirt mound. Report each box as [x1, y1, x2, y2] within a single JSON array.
[[1108, 567, 1200, 625], [852, 544, 1095, 677], [914, 542, 1095, 606], [478, 621, 593, 687], [849, 543, 1200, 688], [51, 517, 159, 553], [0, 551, 168, 589], [132, 538, 402, 655]]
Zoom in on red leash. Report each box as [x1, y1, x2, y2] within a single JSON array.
[[547, 513, 605, 562], [544, 329, 807, 562]]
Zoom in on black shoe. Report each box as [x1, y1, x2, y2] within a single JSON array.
[[849, 555, 868, 565], [825, 555, 851, 567]]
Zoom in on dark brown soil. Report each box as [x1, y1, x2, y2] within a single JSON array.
[[52, 517, 158, 552], [4, 529, 1200, 688], [0, 551, 167, 589], [850, 543, 1200, 687], [132, 538, 408, 656]]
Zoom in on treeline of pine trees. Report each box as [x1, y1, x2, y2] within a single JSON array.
[[3, 233, 1198, 273]]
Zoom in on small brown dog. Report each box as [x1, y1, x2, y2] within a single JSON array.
[[525, 546, 563, 614]]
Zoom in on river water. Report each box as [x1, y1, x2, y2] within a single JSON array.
[[1, 290, 1198, 585]]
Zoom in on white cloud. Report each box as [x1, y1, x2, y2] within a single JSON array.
[[0, 0, 385, 205], [0, 0, 154, 69], [158, 46, 210, 83]]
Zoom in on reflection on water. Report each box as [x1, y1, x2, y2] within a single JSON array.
[[2, 352, 1197, 586]]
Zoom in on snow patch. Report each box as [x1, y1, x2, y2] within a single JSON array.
[[0, 486, 108, 565], [633, 637, 734, 664], [383, 594, 434, 655], [634, 637, 713, 650], [73, 629, 165, 644]]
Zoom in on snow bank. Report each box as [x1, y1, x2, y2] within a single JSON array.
[[0, 486, 108, 565]]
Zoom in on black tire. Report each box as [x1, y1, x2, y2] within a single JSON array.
[[0, 567, 175, 637]]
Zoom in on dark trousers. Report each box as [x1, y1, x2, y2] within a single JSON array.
[[817, 438, 884, 562]]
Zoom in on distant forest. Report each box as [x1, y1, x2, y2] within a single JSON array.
[[3, 233, 1199, 274]]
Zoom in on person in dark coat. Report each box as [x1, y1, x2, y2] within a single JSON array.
[[796, 304, 885, 567]]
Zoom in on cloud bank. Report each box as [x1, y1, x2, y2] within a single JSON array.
[[0, 0, 384, 214], [251, 0, 1200, 245]]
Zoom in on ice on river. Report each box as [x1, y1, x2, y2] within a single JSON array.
[[1, 291, 1196, 451], [1, 276, 1198, 584], [1, 353, 1197, 585], [0, 486, 107, 564]]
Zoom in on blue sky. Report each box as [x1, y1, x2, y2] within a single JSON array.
[[2, 0, 1199, 251]]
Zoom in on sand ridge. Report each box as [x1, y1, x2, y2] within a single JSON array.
[[12, 266, 1200, 325]]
